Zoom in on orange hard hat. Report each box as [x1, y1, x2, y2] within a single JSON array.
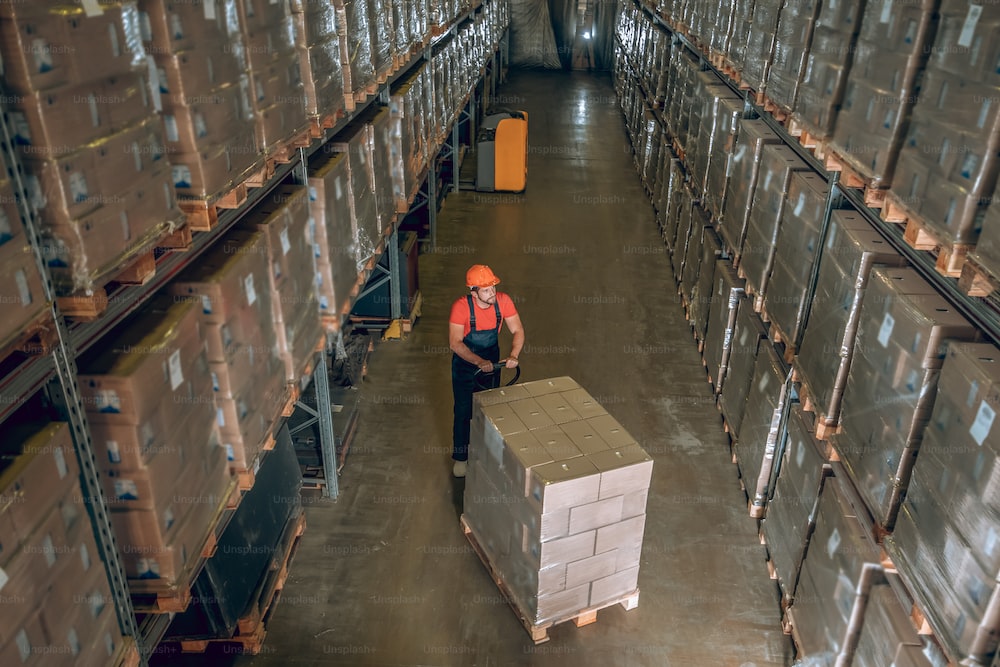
[[466, 264, 500, 289]]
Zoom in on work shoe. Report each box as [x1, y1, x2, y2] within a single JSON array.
[[452, 460, 467, 478]]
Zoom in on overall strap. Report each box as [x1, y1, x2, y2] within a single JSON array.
[[466, 295, 476, 330], [492, 298, 502, 331]]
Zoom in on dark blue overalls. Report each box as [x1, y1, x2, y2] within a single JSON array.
[[452, 295, 502, 462]]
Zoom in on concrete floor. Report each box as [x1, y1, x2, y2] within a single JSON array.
[[179, 69, 794, 666]]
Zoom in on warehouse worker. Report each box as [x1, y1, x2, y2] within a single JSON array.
[[449, 265, 524, 478]]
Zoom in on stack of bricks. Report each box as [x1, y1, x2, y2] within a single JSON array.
[[464, 377, 652, 627]]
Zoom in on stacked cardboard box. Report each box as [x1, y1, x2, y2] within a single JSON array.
[[665, 48, 700, 154], [719, 300, 769, 439], [2, 2, 181, 294], [971, 199, 1000, 284], [410, 0, 431, 48], [336, 0, 377, 107], [239, 187, 323, 384], [658, 156, 687, 258], [688, 73, 735, 200], [688, 228, 723, 343], [0, 423, 128, 667], [726, 0, 757, 76], [331, 121, 382, 271], [793, 0, 864, 139], [169, 232, 287, 471], [308, 150, 364, 320], [734, 344, 788, 515], [236, 0, 310, 154], [640, 108, 663, 196], [720, 120, 782, 256], [889, 0, 1000, 252], [390, 64, 432, 211], [853, 584, 933, 667], [739, 144, 810, 300], [765, 0, 820, 113], [368, 108, 401, 236], [761, 406, 829, 603], [680, 210, 712, 307], [787, 477, 882, 656], [740, 0, 782, 95], [828, 0, 936, 187], [0, 172, 49, 352], [764, 170, 830, 348], [367, 0, 396, 78], [832, 267, 979, 531], [701, 95, 743, 220], [292, 0, 347, 122], [887, 342, 1000, 663], [795, 211, 905, 429], [141, 0, 261, 201], [703, 260, 745, 394], [709, 0, 738, 64], [671, 191, 695, 282], [78, 297, 230, 581], [465, 377, 652, 626]]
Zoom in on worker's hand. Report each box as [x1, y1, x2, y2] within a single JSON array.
[[504, 357, 519, 369], [477, 359, 494, 373]]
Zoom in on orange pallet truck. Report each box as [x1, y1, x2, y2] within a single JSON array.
[[475, 110, 528, 193]]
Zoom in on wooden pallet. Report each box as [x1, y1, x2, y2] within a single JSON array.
[[269, 126, 314, 165], [958, 254, 999, 297], [879, 193, 974, 279], [794, 377, 841, 443], [174, 510, 307, 655], [113, 636, 141, 667], [179, 160, 271, 232], [766, 319, 796, 364], [785, 117, 829, 160], [57, 249, 157, 321], [821, 148, 888, 210], [760, 95, 790, 123], [782, 606, 806, 657], [1, 310, 58, 359], [460, 515, 639, 644], [308, 110, 343, 139]]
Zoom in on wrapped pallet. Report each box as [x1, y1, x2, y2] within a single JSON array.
[[688, 73, 733, 199], [4, 1, 182, 295], [970, 199, 1000, 290], [720, 120, 782, 257], [765, 0, 820, 114], [368, 107, 400, 236], [293, 0, 347, 123], [169, 232, 287, 470], [680, 207, 712, 308], [793, 0, 864, 139], [1, 423, 130, 667], [704, 260, 745, 393], [741, 0, 783, 95], [828, 0, 936, 188], [78, 297, 231, 582], [464, 377, 651, 633], [0, 192, 50, 354], [368, 0, 396, 79], [726, 0, 757, 76], [738, 145, 810, 301], [390, 65, 431, 211], [335, 0, 376, 107], [709, 0, 738, 61], [140, 0, 261, 203], [785, 477, 882, 659], [853, 583, 933, 667], [733, 343, 789, 517], [308, 150, 365, 320], [659, 156, 687, 257], [794, 210, 905, 433], [764, 170, 830, 350], [832, 267, 979, 531], [886, 342, 1000, 664], [761, 406, 829, 604], [664, 47, 700, 149], [888, 0, 1000, 260], [719, 300, 769, 439], [689, 228, 724, 343], [330, 119, 382, 271], [671, 190, 695, 283], [702, 96, 743, 221]]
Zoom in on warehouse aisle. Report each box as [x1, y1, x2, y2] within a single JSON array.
[[228, 70, 793, 666]]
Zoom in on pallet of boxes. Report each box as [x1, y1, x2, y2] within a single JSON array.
[[462, 377, 651, 644]]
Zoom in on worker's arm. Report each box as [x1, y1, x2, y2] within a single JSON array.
[[504, 314, 524, 368], [449, 322, 494, 372]]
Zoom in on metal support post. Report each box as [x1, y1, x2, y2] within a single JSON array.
[[452, 120, 461, 192], [314, 350, 340, 499], [429, 166, 438, 249], [388, 228, 402, 320]]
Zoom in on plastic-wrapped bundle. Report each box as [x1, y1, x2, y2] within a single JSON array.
[[828, 0, 936, 187], [509, 0, 560, 68], [969, 199, 1000, 285], [885, 341, 1000, 664], [689, 73, 736, 199], [659, 155, 686, 255], [761, 407, 828, 603], [704, 260, 745, 394], [368, 0, 395, 77], [734, 344, 788, 516], [719, 297, 768, 438], [793, 0, 864, 139], [368, 107, 398, 235], [727, 0, 756, 73], [720, 120, 782, 256], [680, 206, 711, 304], [671, 190, 695, 282], [741, 0, 783, 93], [688, 227, 723, 342], [764, 170, 829, 350], [766, 0, 820, 113], [739, 144, 810, 300], [331, 120, 382, 272], [392, 0, 412, 58], [669, 50, 700, 154], [786, 477, 882, 658], [703, 96, 743, 221], [390, 64, 430, 213], [336, 0, 377, 99], [410, 0, 430, 46], [888, 0, 1000, 251], [832, 268, 979, 531], [795, 211, 905, 431], [710, 0, 738, 58], [853, 584, 934, 667]]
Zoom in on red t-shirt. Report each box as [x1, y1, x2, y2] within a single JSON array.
[[450, 293, 518, 337]]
